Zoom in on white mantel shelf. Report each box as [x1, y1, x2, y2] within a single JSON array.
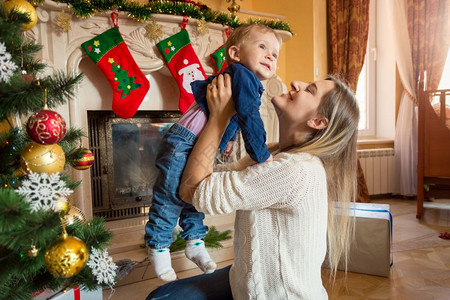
[[32, 0, 291, 218]]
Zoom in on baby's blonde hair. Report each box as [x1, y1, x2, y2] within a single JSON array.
[[224, 24, 282, 64]]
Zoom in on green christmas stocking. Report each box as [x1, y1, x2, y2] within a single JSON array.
[[210, 29, 230, 75], [156, 29, 206, 113], [210, 44, 228, 74], [81, 26, 150, 119]]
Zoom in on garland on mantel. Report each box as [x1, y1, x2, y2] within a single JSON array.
[[31, 0, 292, 33]]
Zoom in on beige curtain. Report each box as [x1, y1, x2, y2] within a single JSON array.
[[328, 0, 371, 202], [409, 0, 450, 90], [328, 0, 370, 91]]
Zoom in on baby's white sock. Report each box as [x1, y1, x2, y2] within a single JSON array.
[[185, 239, 217, 274], [148, 248, 177, 281]]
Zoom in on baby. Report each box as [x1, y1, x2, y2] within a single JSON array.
[[144, 23, 281, 281]]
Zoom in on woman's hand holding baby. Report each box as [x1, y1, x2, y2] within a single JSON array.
[[206, 74, 235, 128], [180, 74, 235, 203]]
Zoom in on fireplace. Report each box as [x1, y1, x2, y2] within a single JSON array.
[[88, 110, 181, 220], [33, 2, 289, 220]]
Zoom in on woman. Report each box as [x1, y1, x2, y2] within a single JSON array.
[[147, 74, 359, 300]]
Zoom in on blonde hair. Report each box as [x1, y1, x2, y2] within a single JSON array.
[[224, 24, 282, 64], [284, 75, 359, 280]]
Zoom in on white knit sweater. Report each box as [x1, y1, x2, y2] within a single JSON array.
[[193, 152, 329, 300]]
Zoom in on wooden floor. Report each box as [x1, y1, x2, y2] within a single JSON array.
[[105, 198, 450, 300]]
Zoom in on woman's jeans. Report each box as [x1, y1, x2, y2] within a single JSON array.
[[146, 265, 233, 300], [145, 124, 208, 249]]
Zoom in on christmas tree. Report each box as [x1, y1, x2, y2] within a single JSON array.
[[110, 61, 141, 98], [0, 2, 116, 299]]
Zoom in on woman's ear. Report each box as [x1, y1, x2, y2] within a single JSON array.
[[307, 115, 329, 130], [228, 45, 240, 62]]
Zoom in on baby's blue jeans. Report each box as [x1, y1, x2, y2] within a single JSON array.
[[145, 123, 208, 249]]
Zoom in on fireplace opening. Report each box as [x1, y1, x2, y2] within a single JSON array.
[[88, 110, 181, 221]]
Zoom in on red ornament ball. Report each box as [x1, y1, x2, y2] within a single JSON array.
[[71, 148, 95, 170], [26, 108, 67, 144], [21, 70, 37, 83]]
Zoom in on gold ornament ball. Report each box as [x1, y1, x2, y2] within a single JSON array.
[[54, 196, 71, 215], [20, 142, 65, 174], [3, 0, 38, 31], [64, 206, 86, 226], [44, 233, 88, 278]]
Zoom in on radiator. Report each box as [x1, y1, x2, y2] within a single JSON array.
[[358, 148, 395, 195]]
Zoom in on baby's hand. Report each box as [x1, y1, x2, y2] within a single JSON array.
[[223, 141, 235, 157], [265, 154, 273, 162]]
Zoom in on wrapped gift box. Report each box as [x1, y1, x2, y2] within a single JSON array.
[[33, 286, 102, 300], [324, 202, 393, 277]]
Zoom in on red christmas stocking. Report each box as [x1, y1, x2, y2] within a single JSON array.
[[81, 25, 149, 119], [156, 29, 206, 113], [210, 45, 228, 74]]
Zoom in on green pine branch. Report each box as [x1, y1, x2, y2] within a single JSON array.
[[0, 1, 84, 120], [42, 71, 84, 109], [59, 127, 85, 153], [0, 3, 114, 299], [204, 226, 232, 249], [0, 128, 28, 176], [169, 226, 232, 253], [0, 71, 83, 120], [0, 3, 31, 42], [0, 189, 114, 299]]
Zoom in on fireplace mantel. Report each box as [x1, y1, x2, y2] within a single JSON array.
[[32, 0, 291, 218]]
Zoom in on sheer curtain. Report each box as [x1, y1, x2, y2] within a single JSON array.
[[389, 0, 417, 196], [389, 0, 450, 196], [328, 0, 370, 202]]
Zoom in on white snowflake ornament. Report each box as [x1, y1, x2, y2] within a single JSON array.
[[87, 247, 118, 287], [0, 42, 18, 83], [17, 172, 73, 212]]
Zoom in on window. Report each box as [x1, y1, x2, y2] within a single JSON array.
[[438, 49, 450, 89], [356, 2, 449, 138]]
